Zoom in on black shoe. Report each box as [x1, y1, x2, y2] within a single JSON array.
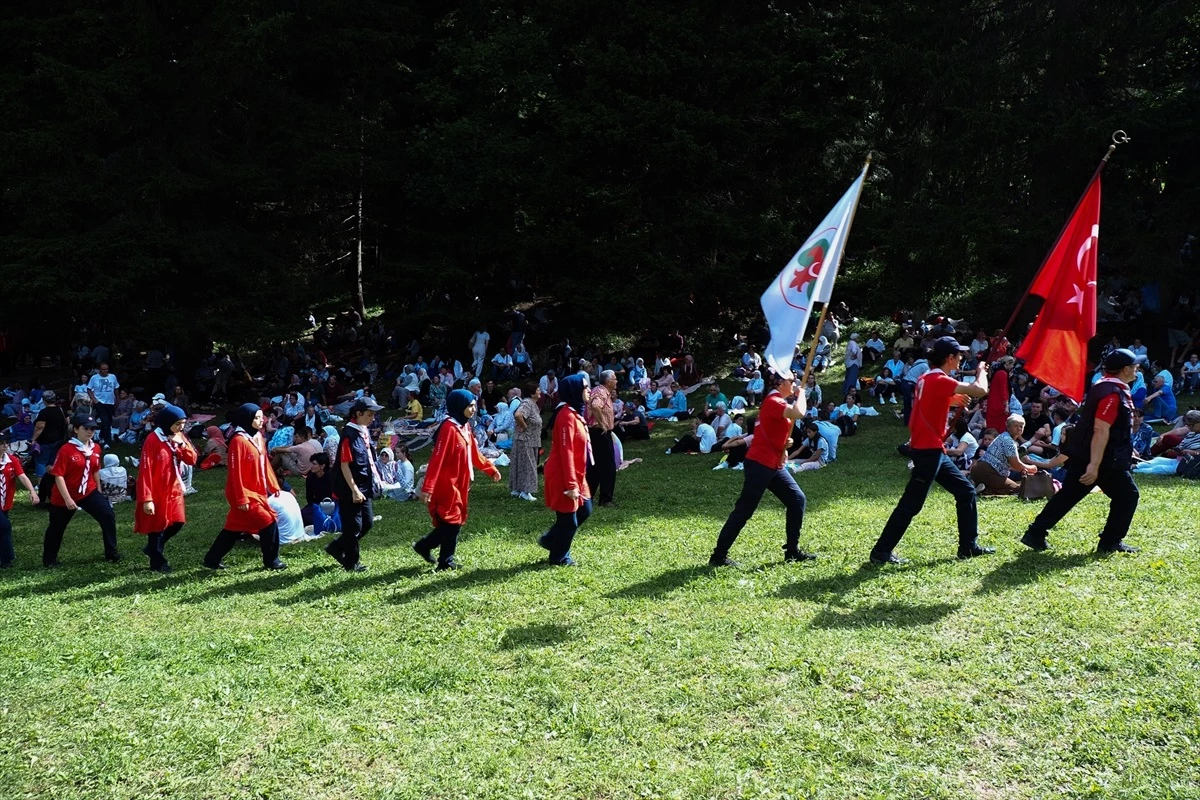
[[43, 561, 61, 569], [1020, 532, 1050, 551], [599, 501, 616, 508], [869, 551, 908, 566], [325, 542, 348, 567], [784, 549, 818, 563], [203, 559, 227, 570], [1097, 541, 1139, 554], [435, 558, 460, 571], [0, 562, 13, 569], [152, 563, 172, 574], [708, 555, 739, 567], [264, 560, 288, 570], [345, 562, 368, 572], [412, 541, 436, 564], [957, 545, 996, 560], [105, 552, 122, 563]]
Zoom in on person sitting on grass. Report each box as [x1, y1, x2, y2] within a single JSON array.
[[1181, 353, 1200, 394], [1144, 372, 1177, 424], [644, 380, 664, 411], [1131, 407, 1156, 460], [969, 414, 1037, 495], [713, 418, 755, 471], [710, 402, 733, 439], [832, 393, 862, 437], [699, 383, 728, 421], [745, 370, 764, 406], [945, 417, 979, 470], [873, 366, 897, 405], [667, 417, 718, 455], [1133, 410, 1200, 475], [648, 388, 688, 420], [787, 421, 829, 472]]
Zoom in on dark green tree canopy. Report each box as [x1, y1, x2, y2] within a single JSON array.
[[2, 1, 1196, 348]]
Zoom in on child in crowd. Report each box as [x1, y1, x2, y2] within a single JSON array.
[[99, 454, 130, 504]]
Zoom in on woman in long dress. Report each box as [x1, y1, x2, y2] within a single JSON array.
[[134, 404, 198, 572], [509, 387, 543, 501]]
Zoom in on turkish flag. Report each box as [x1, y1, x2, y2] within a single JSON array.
[[1016, 175, 1101, 402]]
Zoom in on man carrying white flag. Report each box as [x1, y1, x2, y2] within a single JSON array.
[[760, 163, 869, 378]]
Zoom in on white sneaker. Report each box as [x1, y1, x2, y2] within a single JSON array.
[[665, 449, 672, 455], [890, 397, 898, 404], [975, 483, 986, 495], [668, 416, 679, 422], [510, 491, 520, 497], [732, 463, 744, 471], [373, 515, 383, 522], [519, 492, 536, 501], [906, 460, 914, 470], [713, 462, 729, 470]]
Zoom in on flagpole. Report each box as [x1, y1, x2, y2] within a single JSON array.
[[800, 152, 874, 388], [1000, 131, 1129, 339]]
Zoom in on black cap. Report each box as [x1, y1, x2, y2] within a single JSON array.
[[930, 336, 970, 361], [71, 413, 99, 429], [1103, 348, 1137, 372], [351, 397, 384, 414]]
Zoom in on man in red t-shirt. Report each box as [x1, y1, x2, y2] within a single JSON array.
[[1, 433, 40, 567], [871, 337, 990, 565], [710, 368, 817, 566]]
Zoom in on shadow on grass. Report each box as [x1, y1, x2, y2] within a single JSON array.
[[0, 562, 128, 600], [775, 557, 951, 602], [386, 562, 543, 605], [975, 550, 1092, 596], [606, 565, 711, 599], [276, 565, 429, 605], [810, 600, 961, 629], [498, 622, 576, 650], [178, 564, 326, 604]]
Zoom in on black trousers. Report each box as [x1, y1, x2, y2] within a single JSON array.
[[900, 380, 917, 424], [586, 428, 616, 504], [415, 516, 463, 566], [725, 443, 749, 467], [1025, 464, 1139, 547], [205, 521, 280, 567], [144, 522, 184, 569], [330, 496, 374, 567], [872, 449, 977, 556], [713, 459, 806, 558], [43, 491, 118, 566], [542, 499, 593, 563], [95, 403, 115, 446]]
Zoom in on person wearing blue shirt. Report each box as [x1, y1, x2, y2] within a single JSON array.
[[86, 363, 120, 447]]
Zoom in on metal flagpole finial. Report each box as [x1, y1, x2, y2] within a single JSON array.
[[1112, 130, 1130, 145]]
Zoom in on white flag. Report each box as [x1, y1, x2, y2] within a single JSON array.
[[760, 165, 868, 376]]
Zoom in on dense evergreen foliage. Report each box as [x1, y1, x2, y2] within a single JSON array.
[[2, 2, 1196, 348]]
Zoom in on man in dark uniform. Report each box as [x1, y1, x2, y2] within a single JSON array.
[[1021, 348, 1141, 554]]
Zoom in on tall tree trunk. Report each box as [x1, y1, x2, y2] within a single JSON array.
[[354, 114, 366, 319]]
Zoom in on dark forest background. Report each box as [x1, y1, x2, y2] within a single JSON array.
[[2, 1, 1197, 352]]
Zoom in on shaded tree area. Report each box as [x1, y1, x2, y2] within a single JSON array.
[[2, 1, 1196, 352]]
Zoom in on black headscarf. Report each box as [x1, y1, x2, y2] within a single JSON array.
[[446, 389, 476, 424], [558, 374, 588, 415], [232, 402, 261, 433], [154, 404, 186, 435]]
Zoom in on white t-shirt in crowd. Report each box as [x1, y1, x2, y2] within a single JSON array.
[[697, 423, 717, 453], [87, 373, 120, 405]]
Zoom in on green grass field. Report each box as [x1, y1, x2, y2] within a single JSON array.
[[1, 396, 1198, 799]]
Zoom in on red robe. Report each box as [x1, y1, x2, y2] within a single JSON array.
[[544, 407, 591, 514], [223, 430, 280, 532], [422, 420, 499, 525], [134, 431, 198, 534]]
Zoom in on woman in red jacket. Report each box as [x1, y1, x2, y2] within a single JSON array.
[[203, 404, 287, 571], [135, 404, 198, 573], [413, 389, 500, 570], [43, 413, 120, 567], [537, 374, 592, 566]]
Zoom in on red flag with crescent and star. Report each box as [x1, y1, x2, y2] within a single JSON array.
[[1015, 175, 1101, 402]]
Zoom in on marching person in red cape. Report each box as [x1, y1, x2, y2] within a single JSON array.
[[134, 403, 198, 573], [203, 403, 287, 571], [870, 337, 992, 565], [537, 374, 593, 566], [710, 367, 818, 567], [43, 413, 121, 567], [412, 389, 500, 570], [1, 431, 40, 568], [325, 397, 385, 573]]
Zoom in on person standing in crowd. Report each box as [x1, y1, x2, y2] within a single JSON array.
[[86, 362, 119, 447], [586, 370, 618, 507], [325, 398, 384, 572], [985, 355, 1015, 433], [899, 351, 930, 424], [509, 386, 543, 502], [843, 333, 863, 395], [43, 414, 120, 567], [203, 404, 287, 571], [538, 374, 593, 566], [709, 368, 816, 567], [134, 404, 198, 573], [1, 432, 40, 568], [870, 337, 992, 565], [1021, 349, 1141, 554], [30, 390, 67, 502], [413, 389, 501, 570], [469, 327, 490, 376]]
